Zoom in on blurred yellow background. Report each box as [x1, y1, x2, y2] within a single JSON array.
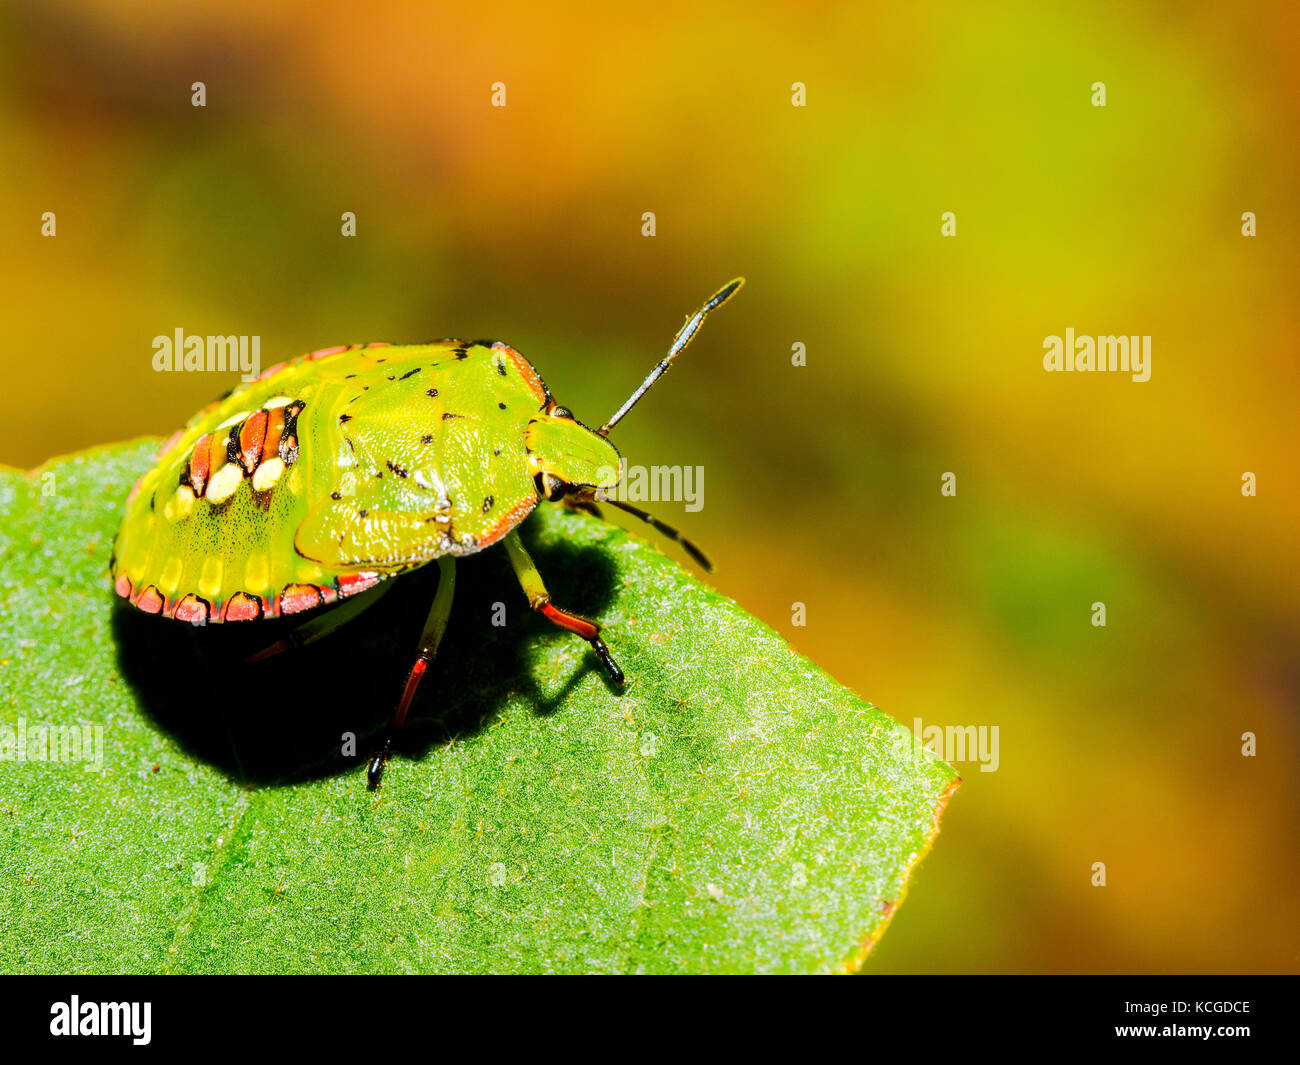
[[2, 1, 1296, 972]]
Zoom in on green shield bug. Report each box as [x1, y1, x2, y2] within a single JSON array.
[[110, 278, 744, 786]]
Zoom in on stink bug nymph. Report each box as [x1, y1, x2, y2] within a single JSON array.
[[111, 279, 745, 786]]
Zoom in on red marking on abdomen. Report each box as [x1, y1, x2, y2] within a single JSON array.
[[114, 574, 132, 598], [338, 571, 381, 597], [136, 586, 165, 615], [173, 594, 210, 625], [188, 433, 212, 496], [309, 345, 348, 360], [279, 583, 325, 615], [222, 592, 264, 622], [238, 410, 268, 473]]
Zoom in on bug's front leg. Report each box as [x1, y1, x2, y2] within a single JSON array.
[[561, 496, 604, 521], [503, 530, 624, 685], [367, 555, 456, 789]]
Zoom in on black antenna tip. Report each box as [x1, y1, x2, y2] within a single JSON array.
[[707, 277, 745, 310], [685, 543, 715, 573]]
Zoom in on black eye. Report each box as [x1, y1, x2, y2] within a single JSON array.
[[551, 406, 572, 419], [535, 472, 569, 500]]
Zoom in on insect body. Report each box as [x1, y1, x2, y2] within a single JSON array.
[[111, 278, 744, 785]]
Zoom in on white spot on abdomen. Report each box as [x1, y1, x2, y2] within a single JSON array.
[[252, 457, 285, 491], [205, 464, 242, 503]]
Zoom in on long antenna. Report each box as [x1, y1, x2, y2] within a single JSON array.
[[599, 277, 745, 436]]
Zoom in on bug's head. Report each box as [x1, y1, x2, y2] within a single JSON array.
[[526, 402, 622, 502], [528, 278, 744, 571]]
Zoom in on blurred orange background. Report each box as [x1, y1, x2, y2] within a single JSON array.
[[2, 0, 1296, 972]]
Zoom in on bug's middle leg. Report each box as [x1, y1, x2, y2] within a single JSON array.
[[367, 555, 456, 789], [244, 580, 394, 663], [503, 530, 624, 685]]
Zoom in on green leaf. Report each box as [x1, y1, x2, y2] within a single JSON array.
[[0, 441, 958, 974]]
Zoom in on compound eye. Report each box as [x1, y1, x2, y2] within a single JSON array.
[[535, 472, 569, 500], [551, 406, 572, 420]]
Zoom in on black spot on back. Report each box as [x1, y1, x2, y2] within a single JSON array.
[[400, 368, 421, 380]]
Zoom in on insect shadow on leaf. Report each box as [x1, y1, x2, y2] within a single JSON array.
[[111, 526, 621, 786]]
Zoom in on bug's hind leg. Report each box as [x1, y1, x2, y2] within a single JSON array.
[[244, 581, 394, 663], [503, 530, 624, 685], [367, 556, 456, 789]]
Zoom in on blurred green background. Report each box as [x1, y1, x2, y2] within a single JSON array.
[[2, 1, 1296, 972]]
